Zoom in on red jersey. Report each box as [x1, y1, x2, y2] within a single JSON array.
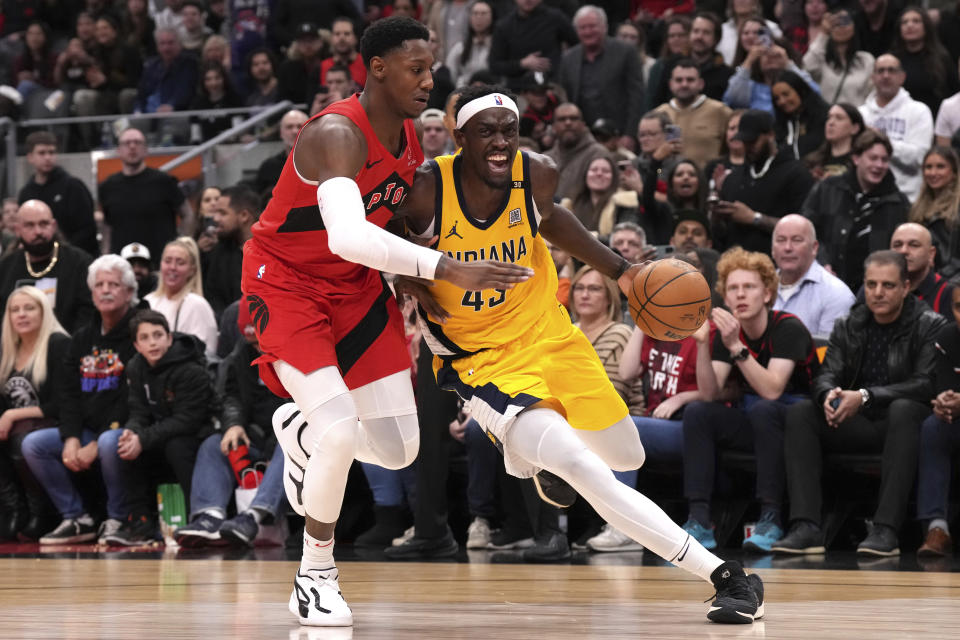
[[320, 56, 367, 88], [640, 334, 701, 413], [251, 94, 424, 289]]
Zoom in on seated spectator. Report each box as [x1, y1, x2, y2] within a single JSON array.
[[195, 185, 221, 254], [121, 0, 157, 58], [717, 0, 782, 65], [255, 110, 308, 201], [98, 309, 212, 546], [644, 15, 692, 112], [420, 108, 454, 160], [889, 6, 958, 118], [630, 110, 683, 203], [13, 21, 57, 102], [785, 0, 827, 55], [136, 27, 200, 113], [615, 20, 656, 90], [544, 103, 608, 202], [145, 237, 219, 360], [724, 34, 819, 114], [0, 286, 69, 541], [802, 9, 875, 106], [859, 54, 934, 203], [276, 22, 323, 105], [517, 76, 557, 150], [201, 34, 231, 71], [189, 61, 242, 142], [712, 110, 815, 254], [309, 63, 355, 116], [670, 209, 713, 252], [802, 129, 910, 291], [773, 250, 947, 556], [915, 284, 960, 557], [889, 223, 955, 321], [319, 17, 366, 90], [561, 156, 638, 236], [203, 185, 256, 321], [682, 247, 818, 552], [446, 0, 493, 88], [53, 36, 96, 100], [854, 0, 901, 59], [177, 0, 212, 54], [688, 12, 734, 103], [772, 70, 828, 160], [426, 27, 455, 111], [122, 242, 157, 301], [244, 47, 279, 107], [174, 303, 286, 547], [909, 147, 960, 276], [591, 119, 636, 165], [0, 200, 95, 334], [771, 214, 855, 338], [1, 198, 17, 255], [803, 103, 864, 180], [935, 71, 960, 148], [21, 255, 140, 544], [703, 109, 746, 180]]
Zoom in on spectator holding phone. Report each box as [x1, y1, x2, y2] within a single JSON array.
[[803, 9, 876, 106], [718, 0, 783, 66]]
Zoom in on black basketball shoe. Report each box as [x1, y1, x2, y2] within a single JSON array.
[[706, 561, 765, 624]]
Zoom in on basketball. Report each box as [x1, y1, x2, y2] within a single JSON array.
[[628, 258, 712, 341]]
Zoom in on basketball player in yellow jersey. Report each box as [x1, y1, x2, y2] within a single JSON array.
[[396, 85, 765, 624]]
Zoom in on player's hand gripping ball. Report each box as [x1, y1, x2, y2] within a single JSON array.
[[628, 258, 711, 341]]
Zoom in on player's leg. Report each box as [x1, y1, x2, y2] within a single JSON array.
[[350, 369, 419, 470], [273, 361, 358, 627], [504, 407, 764, 623]]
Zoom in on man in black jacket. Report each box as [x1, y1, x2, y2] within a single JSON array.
[[203, 184, 257, 321], [773, 250, 947, 556], [0, 200, 94, 333], [174, 304, 286, 547], [100, 309, 214, 546], [488, 0, 579, 91], [18, 131, 98, 256], [802, 130, 909, 292]]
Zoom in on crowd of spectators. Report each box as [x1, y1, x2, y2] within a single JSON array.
[[2, 0, 960, 561]]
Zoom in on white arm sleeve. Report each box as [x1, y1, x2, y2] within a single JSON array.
[[319, 176, 443, 279]]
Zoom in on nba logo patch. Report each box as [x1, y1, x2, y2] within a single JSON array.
[[508, 208, 523, 227], [494, 95, 503, 105]]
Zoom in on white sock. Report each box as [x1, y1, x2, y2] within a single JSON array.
[[301, 530, 335, 573], [930, 518, 950, 535]]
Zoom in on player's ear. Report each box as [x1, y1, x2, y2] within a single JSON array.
[[369, 56, 387, 81], [453, 128, 465, 148]]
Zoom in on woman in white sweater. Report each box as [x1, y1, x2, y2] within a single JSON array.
[[145, 236, 218, 361], [445, 0, 493, 87], [802, 10, 875, 106]]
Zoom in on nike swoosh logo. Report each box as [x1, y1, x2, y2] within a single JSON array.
[[365, 159, 383, 169]]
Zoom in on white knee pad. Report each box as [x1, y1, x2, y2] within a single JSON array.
[[359, 412, 420, 469], [576, 416, 646, 472], [350, 369, 417, 420]]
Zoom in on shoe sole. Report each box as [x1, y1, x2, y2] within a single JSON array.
[[487, 537, 535, 550], [39, 532, 97, 545], [857, 547, 900, 557], [466, 539, 491, 550], [532, 473, 575, 509], [289, 590, 353, 627], [219, 527, 255, 547], [771, 545, 825, 554], [383, 540, 459, 560], [742, 540, 774, 554], [917, 547, 949, 558], [707, 602, 764, 624]]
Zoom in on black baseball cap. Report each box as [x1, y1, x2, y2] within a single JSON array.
[[732, 109, 775, 142], [591, 118, 619, 141], [296, 22, 319, 39], [673, 209, 711, 239]]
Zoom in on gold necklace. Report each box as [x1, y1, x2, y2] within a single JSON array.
[[24, 241, 60, 278]]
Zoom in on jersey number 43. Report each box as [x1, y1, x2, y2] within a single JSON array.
[[461, 289, 506, 311]]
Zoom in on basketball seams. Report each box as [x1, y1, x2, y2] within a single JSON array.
[[628, 259, 711, 340]]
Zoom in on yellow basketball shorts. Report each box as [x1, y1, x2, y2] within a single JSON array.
[[435, 302, 629, 465]]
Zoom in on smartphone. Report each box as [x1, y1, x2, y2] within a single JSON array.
[[757, 27, 772, 48], [829, 397, 841, 410], [664, 124, 682, 141], [617, 159, 632, 171], [653, 244, 676, 259]]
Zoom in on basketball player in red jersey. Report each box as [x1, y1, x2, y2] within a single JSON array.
[[240, 18, 532, 627]]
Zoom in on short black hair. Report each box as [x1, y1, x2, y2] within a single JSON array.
[[453, 84, 517, 122], [332, 16, 357, 34], [326, 63, 353, 81], [671, 58, 700, 75], [25, 131, 57, 153], [131, 309, 170, 337], [245, 46, 277, 79], [360, 16, 429, 69], [220, 184, 261, 219], [864, 249, 908, 282]]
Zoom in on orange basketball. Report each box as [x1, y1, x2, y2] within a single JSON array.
[[628, 258, 712, 341]]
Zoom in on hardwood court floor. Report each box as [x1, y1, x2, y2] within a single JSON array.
[[2, 557, 960, 640]]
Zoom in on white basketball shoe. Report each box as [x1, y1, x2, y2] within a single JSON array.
[[290, 566, 353, 626], [272, 402, 309, 517]]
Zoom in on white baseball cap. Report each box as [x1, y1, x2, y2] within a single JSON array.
[[120, 242, 151, 262]]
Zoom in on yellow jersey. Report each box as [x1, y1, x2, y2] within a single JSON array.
[[419, 150, 559, 357]]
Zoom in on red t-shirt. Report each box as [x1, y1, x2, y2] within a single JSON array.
[[250, 94, 423, 288], [320, 56, 367, 89], [641, 334, 701, 413]]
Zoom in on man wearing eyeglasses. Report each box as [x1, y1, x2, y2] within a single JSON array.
[[543, 102, 607, 201], [97, 127, 196, 262]]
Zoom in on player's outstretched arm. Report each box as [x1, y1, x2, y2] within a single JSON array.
[[530, 153, 646, 294]]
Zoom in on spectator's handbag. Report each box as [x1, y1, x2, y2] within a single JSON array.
[[234, 465, 287, 547]]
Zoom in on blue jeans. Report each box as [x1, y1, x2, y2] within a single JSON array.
[[21, 427, 129, 520], [360, 461, 416, 508], [190, 433, 287, 520], [464, 418, 499, 519], [612, 416, 685, 488], [917, 414, 960, 521]]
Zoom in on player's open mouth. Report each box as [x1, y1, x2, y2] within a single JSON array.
[[487, 153, 509, 173]]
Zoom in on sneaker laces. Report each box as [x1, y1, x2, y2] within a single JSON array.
[[704, 570, 753, 604]]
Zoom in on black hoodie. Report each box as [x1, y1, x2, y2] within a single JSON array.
[[124, 332, 215, 451]]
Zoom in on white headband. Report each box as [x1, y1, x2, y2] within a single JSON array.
[[455, 93, 520, 130]]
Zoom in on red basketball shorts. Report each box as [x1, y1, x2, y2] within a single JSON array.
[[240, 241, 410, 397]]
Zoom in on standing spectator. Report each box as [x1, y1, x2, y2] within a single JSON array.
[[653, 60, 732, 171], [135, 27, 200, 113], [802, 9, 875, 106], [717, 0, 782, 65], [425, 28, 455, 110], [269, 0, 360, 50], [424, 0, 470, 61], [909, 147, 960, 276], [145, 237, 219, 360], [20, 256, 139, 544], [890, 223, 955, 320], [557, 6, 643, 155], [80, 14, 143, 117], [121, 0, 158, 58], [683, 247, 818, 552], [771, 214, 855, 338], [713, 109, 815, 254], [784, 0, 828, 55], [98, 309, 212, 546], [18, 131, 98, 256], [614, 20, 656, 89], [203, 185, 256, 320], [488, 0, 579, 91], [802, 130, 909, 291], [319, 17, 366, 90], [634, 158, 706, 245], [276, 22, 322, 105], [889, 6, 958, 117], [99, 127, 194, 260], [859, 54, 934, 203], [0, 201, 94, 334], [688, 12, 734, 103], [0, 286, 69, 541], [177, 0, 212, 54], [772, 70, 829, 160], [644, 15, 692, 112], [446, 1, 493, 88], [189, 61, 242, 142], [122, 242, 157, 301], [773, 250, 946, 556], [420, 108, 454, 159], [853, 0, 904, 59], [254, 109, 308, 200], [243, 47, 278, 107], [804, 103, 864, 181], [543, 102, 608, 201]]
